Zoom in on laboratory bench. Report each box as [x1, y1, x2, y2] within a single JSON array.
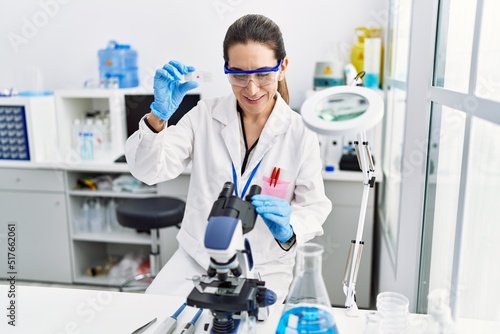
[[0, 284, 369, 333], [1, 285, 496, 333]]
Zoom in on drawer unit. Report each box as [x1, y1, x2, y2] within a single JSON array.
[[0, 168, 65, 192]]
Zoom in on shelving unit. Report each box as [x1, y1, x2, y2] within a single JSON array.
[[49, 88, 180, 288], [54, 89, 134, 164], [65, 167, 159, 287]]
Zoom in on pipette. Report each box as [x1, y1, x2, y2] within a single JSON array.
[[152, 302, 187, 334], [179, 308, 204, 334]]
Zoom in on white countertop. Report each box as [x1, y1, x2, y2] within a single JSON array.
[[1, 285, 498, 333], [0, 285, 369, 333], [0, 159, 379, 182]]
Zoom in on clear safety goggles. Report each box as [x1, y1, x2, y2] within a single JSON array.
[[224, 59, 282, 88]]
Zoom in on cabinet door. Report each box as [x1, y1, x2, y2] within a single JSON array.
[[0, 191, 72, 283]]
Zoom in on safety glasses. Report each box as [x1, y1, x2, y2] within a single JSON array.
[[224, 59, 282, 88]]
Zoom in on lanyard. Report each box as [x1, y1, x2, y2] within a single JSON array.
[[231, 160, 262, 199]]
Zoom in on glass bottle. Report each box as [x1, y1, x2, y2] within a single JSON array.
[[363, 312, 380, 334], [276, 243, 339, 334]]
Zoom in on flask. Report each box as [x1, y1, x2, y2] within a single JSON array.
[[276, 243, 339, 334]]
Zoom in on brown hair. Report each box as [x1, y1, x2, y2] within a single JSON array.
[[223, 14, 289, 104]]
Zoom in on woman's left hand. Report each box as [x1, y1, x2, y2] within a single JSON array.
[[251, 194, 293, 243]]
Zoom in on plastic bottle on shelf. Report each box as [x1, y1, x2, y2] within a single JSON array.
[[101, 198, 111, 232], [102, 114, 112, 152], [76, 200, 90, 234], [93, 118, 106, 160], [88, 198, 103, 233], [72, 118, 82, 154], [107, 198, 122, 232], [81, 118, 94, 160], [323, 136, 342, 172]]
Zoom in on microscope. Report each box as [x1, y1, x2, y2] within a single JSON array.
[[186, 182, 277, 334]]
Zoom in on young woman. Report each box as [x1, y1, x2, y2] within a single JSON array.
[[125, 14, 331, 304]]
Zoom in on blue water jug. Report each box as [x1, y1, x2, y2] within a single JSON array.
[[98, 40, 138, 88]]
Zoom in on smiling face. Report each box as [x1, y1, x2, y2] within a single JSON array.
[[227, 42, 288, 120]]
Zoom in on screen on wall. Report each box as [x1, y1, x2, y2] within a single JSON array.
[[124, 94, 201, 137]]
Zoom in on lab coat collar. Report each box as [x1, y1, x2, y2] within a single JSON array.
[[215, 93, 291, 177]]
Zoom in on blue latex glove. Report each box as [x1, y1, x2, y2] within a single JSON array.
[[252, 194, 293, 243], [150, 60, 199, 121]]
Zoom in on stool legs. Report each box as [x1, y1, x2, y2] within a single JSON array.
[[150, 229, 161, 276], [119, 229, 161, 292]]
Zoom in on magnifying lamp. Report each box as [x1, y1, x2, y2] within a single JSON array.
[[300, 85, 384, 317]]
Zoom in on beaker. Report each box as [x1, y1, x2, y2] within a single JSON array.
[[276, 243, 339, 334]]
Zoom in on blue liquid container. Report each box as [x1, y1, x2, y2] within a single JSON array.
[[276, 306, 339, 334], [277, 243, 339, 334], [98, 40, 138, 88]]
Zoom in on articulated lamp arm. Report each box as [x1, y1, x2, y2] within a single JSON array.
[[342, 130, 376, 316]]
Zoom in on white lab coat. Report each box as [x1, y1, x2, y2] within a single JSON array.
[[125, 93, 332, 301]]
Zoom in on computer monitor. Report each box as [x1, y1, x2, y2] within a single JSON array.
[[124, 93, 201, 138]]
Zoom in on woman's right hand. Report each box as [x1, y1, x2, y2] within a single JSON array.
[[150, 60, 199, 121]]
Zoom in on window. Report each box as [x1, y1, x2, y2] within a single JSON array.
[[378, 0, 413, 259], [418, 0, 500, 324]]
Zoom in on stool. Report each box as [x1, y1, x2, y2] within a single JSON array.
[[115, 197, 185, 291]]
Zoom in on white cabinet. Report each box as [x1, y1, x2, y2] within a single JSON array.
[[0, 168, 72, 283], [312, 177, 376, 309]]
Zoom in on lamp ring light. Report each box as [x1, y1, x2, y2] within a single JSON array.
[[300, 85, 384, 136]]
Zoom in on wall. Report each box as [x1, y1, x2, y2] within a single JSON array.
[[0, 0, 387, 110]]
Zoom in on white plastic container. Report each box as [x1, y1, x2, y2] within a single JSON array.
[[363, 38, 382, 89], [75, 200, 90, 234]]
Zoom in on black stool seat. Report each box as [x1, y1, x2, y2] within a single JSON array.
[[116, 197, 185, 230]]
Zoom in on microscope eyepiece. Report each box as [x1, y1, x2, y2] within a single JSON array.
[[218, 182, 234, 199], [245, 184, 261, 202]]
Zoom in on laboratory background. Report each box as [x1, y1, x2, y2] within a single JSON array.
[[1, 0, 500, 333]]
